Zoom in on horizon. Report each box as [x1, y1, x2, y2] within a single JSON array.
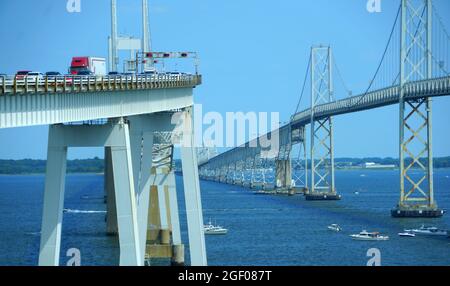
[[1, 0, 450, 159]]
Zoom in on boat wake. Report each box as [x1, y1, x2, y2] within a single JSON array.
[[63, 209, 106, 214], [25, 231, 41, 236]]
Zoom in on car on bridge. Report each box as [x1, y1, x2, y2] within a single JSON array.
[[45, 71, 74, 85], [45, 71, 62, 78], [77, 70, 95, 79], [25, 72, 44, 82], [15, 70, 31, 80]]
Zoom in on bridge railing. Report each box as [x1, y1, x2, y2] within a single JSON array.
[[292, 76, 450, 126], [0, 74, 202, 95]]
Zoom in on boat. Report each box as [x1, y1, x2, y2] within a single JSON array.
[[350, 230, 389, 241], [398, 232, 415, 237], [404, 225, 448, 236], [203, 220, 228, 235], [327, 224, 342, 232]]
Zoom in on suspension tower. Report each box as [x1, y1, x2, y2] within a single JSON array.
[[306, 46, 341, 201], [392, 0, 443, 217]]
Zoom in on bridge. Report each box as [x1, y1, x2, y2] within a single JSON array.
[[0, 0, 207, 267], [0, 73, 206, 267], [0, 0, 449, 267], [199, 0, 450, 218]]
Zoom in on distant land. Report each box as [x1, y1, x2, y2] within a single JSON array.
[[0, 158, 104, 175], [0, 157, 450, 175]]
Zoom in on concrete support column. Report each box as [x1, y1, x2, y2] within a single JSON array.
[[105, 147, 118, 235], [275, 159, 292, 189], [180, 108, 207, 266], [38, 127, 67, 266], [39, 120, 142, 266], [166, 171, 182, 245], [128, 117, 154, 265], [110, 121, 142, 266]]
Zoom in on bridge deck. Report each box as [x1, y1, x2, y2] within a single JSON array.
[[202, 76, 450, 167], [0, 74, 202, 129], [0, 74, 201, 95], [291, 76, 450, 127]]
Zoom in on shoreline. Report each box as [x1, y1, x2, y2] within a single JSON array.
[[2, 168, 450, 176], [0, 172, 105, 176]]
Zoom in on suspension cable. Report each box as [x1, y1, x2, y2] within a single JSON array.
[[292, 55, 311, 117], [333, 55, 352, 96], [350, 4, 401, 107]]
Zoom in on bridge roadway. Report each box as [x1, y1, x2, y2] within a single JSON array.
[[291, 76, 450, 128], [0, 74, 201, 129], [202, 75, 450, 169], [0, 73, 207, 266]]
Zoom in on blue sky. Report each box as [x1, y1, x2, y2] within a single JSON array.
[[0, 0, 449, 159]]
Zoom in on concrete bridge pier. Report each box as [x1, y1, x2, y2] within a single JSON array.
[[178, 107, 207, 266], [146, 168, 184, 266], [40, 110, 206, 266], [126, 111, 204, 265], [105, 147, 118, 236], [39, 119, 142, 266], [275, 159, 294, 195]]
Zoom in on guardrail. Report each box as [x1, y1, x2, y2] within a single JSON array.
[[292, 76, 450, 126], [0, 74, 202, 95], [200, 76, 450, 167]]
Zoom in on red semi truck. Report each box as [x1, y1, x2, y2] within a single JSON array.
[[69, 57, 106, 75]]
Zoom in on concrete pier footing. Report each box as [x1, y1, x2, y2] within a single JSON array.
[[391, 206, 444, 218], [305, 192, 342, 201]]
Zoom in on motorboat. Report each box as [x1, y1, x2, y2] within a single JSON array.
[[404, 225, 448, 236], [203, 220, 228, 235], [350, 230, 389, 241], [327, 224, 342, 232], [398, 232, 416, 237]]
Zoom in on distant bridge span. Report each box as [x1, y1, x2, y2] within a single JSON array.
[[291, 76, 450, 128], [199, 0, 450, 219]]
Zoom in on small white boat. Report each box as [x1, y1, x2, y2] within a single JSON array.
[[203, 220, 228, 235], [398, 232, 415, 237], [350, 230, 389, 241], [405, 225, 448, 236], [327, 224, 342, 232]]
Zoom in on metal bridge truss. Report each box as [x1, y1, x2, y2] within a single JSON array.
[[309, 46, 336, 195], [291, 127, 308, 192], [199, 125, 294, 191], [199, 0, 450, 215], [396, 0, 437, 213]]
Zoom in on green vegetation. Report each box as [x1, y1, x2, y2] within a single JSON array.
[[333, 157, 450, 169], [0, 157, 449, 175], [0, 157, 104, 175]]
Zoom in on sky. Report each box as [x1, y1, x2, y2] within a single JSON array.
[[0, 0, 449, 160]]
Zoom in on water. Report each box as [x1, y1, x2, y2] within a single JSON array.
[[0, 169, 449, 266]]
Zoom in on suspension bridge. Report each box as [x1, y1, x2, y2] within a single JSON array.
[[0, 0, 449, 267], [199, 0, 450, 218], [0, 0, 207, 267]]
